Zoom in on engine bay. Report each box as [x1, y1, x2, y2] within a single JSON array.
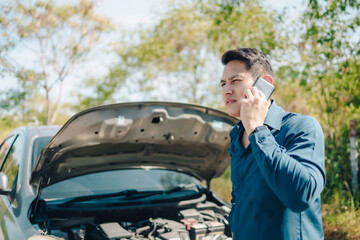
[[41, 201, 232, 240]]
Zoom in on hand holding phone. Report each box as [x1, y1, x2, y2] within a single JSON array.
[[240, 77, 273, 135], [252, 77, 275, 100]]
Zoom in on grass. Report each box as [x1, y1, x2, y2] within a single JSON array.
[[211, 167, 232, 203], [322, 192, 360, 240]]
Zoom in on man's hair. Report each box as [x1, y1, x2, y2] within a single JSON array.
[[221, 48, 273, 78]]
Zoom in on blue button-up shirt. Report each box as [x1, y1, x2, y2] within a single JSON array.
[[228, 100, 325, 240]]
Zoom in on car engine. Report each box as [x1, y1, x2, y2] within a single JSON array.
[[41, 201, 232, 240]]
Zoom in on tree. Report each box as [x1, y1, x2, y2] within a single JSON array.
[[298, 0, 360, 137], [298, 0, 360, 222], [0, 0, 112, 124], [72, 65, 128, 111], [199, 0, 279, 55], [83, 0, 285, 108], [114, 1, 216, 105]]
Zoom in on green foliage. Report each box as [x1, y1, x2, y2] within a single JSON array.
[[322, 122, 360, 203], [298, 0, 360, 137], [322, 195, 360, 239], [0, 69, 41, 122], [73, 66, 128, 111], [296, 4, 360, 236], [211, 166, 232, 202], [115, 1, 216, 104], [200, 0, 280, 55], [0, 116, 25, 140], [95, 0, 283, 106]]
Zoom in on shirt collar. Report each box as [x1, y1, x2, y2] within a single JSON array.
[[263, 100, 285, 131]]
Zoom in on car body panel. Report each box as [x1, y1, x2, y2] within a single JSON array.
[[0, 197, 27, 240], [0, 126, 61, 239], [31, 102, 238, 189]]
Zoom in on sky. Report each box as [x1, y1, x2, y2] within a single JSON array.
[[95, 0, 168, 30], [94, 0, 306, 32]]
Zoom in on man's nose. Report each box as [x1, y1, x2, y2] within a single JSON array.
[[222, 84, 233, 95]]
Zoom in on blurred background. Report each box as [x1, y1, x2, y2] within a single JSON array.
[[0, 0, 359, 238]]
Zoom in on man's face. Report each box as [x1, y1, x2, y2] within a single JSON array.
[[221, 60, 255, 118]]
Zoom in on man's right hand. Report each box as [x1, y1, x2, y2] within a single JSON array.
[[240, 87, 269, 135]]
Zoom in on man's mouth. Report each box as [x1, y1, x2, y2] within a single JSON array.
[[225, 99, 237, 105]]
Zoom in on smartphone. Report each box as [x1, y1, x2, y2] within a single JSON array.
[[253, 77, 275, 100]]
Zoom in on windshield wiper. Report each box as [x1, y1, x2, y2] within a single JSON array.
[[58, 189, 139, 208], [57, 184, 200, 207], [124, 184, 200, 201]]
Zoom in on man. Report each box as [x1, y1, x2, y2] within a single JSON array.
[[220, 48, 325, 239]]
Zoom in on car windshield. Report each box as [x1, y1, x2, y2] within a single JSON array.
[[31, 136, 53, 168], [41, 169, 202, 201]]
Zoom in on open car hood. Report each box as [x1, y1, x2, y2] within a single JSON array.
[[30, 102, 238, 189]]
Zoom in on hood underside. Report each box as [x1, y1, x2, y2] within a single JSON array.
[[30, 102, 238, 189]]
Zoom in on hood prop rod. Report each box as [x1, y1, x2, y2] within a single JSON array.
[[206, 178, 211, 190], [206, 171, 216, 190], [33, 177, 43, 214], [29, 177, 49, 231]]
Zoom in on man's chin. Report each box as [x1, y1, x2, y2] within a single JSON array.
[[226, 109, 240, 118]]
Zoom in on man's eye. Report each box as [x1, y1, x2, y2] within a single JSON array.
[[221, 82, 225, 87]]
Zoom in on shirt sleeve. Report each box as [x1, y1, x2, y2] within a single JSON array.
[[249, 116, 325, 212]]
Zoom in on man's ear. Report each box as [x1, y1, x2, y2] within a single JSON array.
[[261, 75, 273, 85]]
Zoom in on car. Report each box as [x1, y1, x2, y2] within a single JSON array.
[[0, 102, 238, 240]]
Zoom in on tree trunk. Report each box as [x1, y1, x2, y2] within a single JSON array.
[[46, 87, 51, 125], [49, 80, 63, 125]]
